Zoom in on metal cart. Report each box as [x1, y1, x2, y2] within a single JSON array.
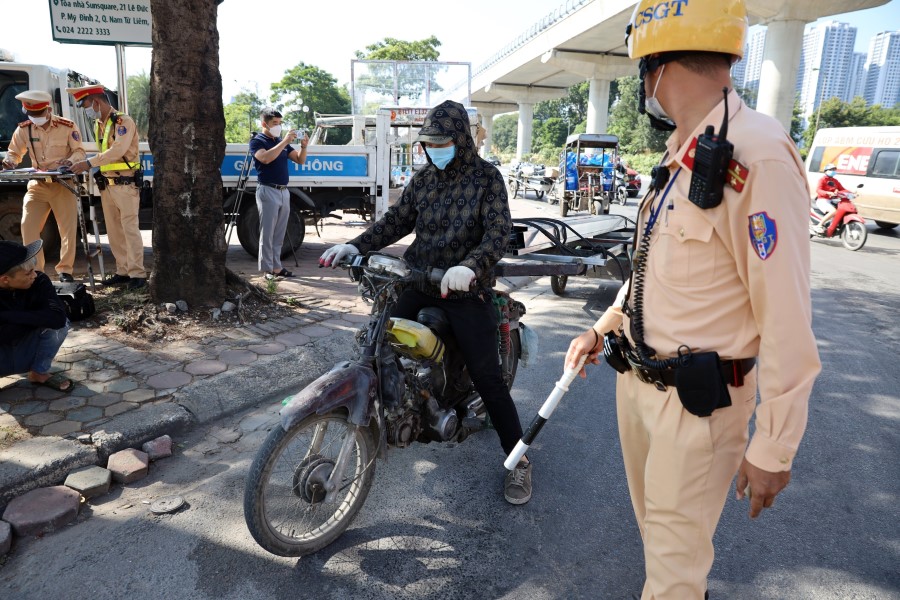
[[496, 214, 635, 295], [507, 163, 557, 201]]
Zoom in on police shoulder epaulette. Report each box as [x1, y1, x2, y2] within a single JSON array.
[[18, 119, 31, 127], [56, 117, 75, 127], [115, 115, 126, 125]]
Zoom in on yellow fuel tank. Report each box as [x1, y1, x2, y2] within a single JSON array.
[[386, 318, 444, 363]]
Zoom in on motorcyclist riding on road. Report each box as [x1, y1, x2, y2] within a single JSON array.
[[813, 163, 846, 234]]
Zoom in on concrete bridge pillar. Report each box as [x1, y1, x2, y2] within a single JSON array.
[[517, 103, 535, 160], [755, 19, 806, 132], [587, 77, 611, 134], [483, 84, 568, 160]]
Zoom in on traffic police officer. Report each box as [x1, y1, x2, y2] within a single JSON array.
[[67, 84, 147, 290], [1, 90, 86, 282], [564, 1, 821, 598]]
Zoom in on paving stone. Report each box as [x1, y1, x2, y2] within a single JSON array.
[[9, 401, 43, 416], [87, 393, 121, 408], [89, 369, 121, 382], [32, 385, 67, 401], [142, 435, 173, 461], [40, 420, 82, 436], [122, 388, 156, 403], [0, 520, 9, 556], [343, 313, 371, 323], [218, 350, 257, 366], [104, 401, 138, 417], [254, 322, 281, 334], [319, 317, 357, 331], [107, 448, 149, 484], [67, 406, 104, 423], [76, 359, 107, 371], [80, 380, 108, 394], [0, 387, 34, 403], [64, 465, 111, 499], [184, 360, 227, 376], [274, 332, 311, 347], [48, 396, 87, 411], [23, 412, 63, 427], [105, 378, 139, 394], [247, 343, 286, 356], [56, 350, 96, 363], [146, 371, 193, 389], [2, 486, 80, 537], [66, 385, 95, 398], [298, 325, 334, 338]]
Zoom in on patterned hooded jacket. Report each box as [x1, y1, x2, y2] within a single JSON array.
[[349, 100, 511, 299]]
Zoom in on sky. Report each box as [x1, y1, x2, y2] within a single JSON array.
[[2, 0, 899, 103]]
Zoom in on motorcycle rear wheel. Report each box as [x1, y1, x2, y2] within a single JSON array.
[[244, 411, 376, 557], [841, 221, 867, 251]]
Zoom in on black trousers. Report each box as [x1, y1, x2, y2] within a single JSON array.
[[392, 289, 524, 455]]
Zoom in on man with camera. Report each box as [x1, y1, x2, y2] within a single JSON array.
[[66, 85, 147, 290], [1, 90, 86, 283]]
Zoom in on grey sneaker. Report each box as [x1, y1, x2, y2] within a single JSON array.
[[504, 460, 532, 505]]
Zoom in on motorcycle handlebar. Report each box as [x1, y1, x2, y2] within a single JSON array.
[[338, 254, 447, 286]]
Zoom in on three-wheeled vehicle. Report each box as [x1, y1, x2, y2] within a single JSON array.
[[556, 133, 627, 217], [507, 162, 558, 200]]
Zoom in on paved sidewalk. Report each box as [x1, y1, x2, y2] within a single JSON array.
[[0, 212, 544, 508]]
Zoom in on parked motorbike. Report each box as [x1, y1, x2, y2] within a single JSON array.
[[244, 253, 529, 557], [809, 184, 867, 251]]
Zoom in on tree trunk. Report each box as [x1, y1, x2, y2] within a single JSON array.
[[148, 0, 226, 305]]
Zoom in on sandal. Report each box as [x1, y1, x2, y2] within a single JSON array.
[[30, 372, 74, 392], [274, 269, 294, 278]]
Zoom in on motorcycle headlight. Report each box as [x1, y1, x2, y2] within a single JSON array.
[[367, 254, 410, 277]]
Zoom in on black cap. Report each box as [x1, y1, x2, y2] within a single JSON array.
[[0, 240, 42, 275]]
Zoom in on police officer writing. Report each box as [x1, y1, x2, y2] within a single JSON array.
[[66, 85, 147, 290], [320, 100, 533, 505], [564, 2, 821, 598], [1, 90, 86, 283]]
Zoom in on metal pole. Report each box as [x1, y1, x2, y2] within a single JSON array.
[[115, 44, 128, 114]]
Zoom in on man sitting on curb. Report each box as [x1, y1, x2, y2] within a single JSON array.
[[0, 240, 72, 391]]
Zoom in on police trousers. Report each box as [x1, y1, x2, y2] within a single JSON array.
[[617, 365, 757, 600], [392, 289, 524, 455], [21, 180, 78, 275], [100, 184, 146, 278]]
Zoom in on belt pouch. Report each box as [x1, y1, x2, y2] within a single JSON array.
[[603, 333, 630, 374], [674, 351, 731, 417]]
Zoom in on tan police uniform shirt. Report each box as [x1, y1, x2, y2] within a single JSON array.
[[610, 89, 821, 473], [89, 112, 139, 174], [6, 114, 86, 170]]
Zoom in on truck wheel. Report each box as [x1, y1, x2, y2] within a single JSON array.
[[237, 201, 306, 259], [0, 198, 23, 242], [874, 221, 898, 230]]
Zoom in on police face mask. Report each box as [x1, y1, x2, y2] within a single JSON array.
[[84, 102, 101, 120], [27, 115, 49, 126], [638, 57, 676, 131], [425, 145, 456, 170]]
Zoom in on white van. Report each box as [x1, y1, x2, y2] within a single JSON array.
[[805, 126, 900, 229]]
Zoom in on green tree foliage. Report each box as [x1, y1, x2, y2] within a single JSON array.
[[734, 85, 757, 109], [125, 72, 150, 140], [355, 36, 441, 61], [608, 76, 667, 154], [492, 113, 518, 154], [223, 89, 265, 143], [270, 63, 351, 129], [801, 96, 899, 149], [790, 97, 804, 145]]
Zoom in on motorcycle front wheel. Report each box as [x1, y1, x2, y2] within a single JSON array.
[[244, 411, 376, 557], [841, 221, 867, 251]]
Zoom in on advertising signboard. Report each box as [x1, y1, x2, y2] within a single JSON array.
[[48, 0, 152, 46]]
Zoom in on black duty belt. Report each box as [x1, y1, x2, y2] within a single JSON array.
[[627, 354, 756, 389], [260, 182, 288, 190], [106, 176, 136, 186]]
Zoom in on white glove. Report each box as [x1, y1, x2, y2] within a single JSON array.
[[319, 243, 359, 268], [440, 265, 476, 297]]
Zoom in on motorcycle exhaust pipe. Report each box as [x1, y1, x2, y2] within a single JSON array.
[[504, 354, 587, 470]]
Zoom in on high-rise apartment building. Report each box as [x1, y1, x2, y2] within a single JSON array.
[[848, 52, 868, 101], [742, 28, 767, 95], [798, 21, 858, 119], [864, 32, 900, 107]]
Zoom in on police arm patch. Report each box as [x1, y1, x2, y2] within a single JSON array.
[[117, 125, 128, 136], [72, 131, 80, 141], [748, 211, 777, 260]]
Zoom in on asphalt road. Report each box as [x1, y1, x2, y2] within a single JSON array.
[[1, 193, 898, 600]]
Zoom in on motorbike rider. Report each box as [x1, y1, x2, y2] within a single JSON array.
[[319, 100, 532, 505], [813, 163, 846, 234]]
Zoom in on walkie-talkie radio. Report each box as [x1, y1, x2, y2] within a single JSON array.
[[688, 88, 733, 209]]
